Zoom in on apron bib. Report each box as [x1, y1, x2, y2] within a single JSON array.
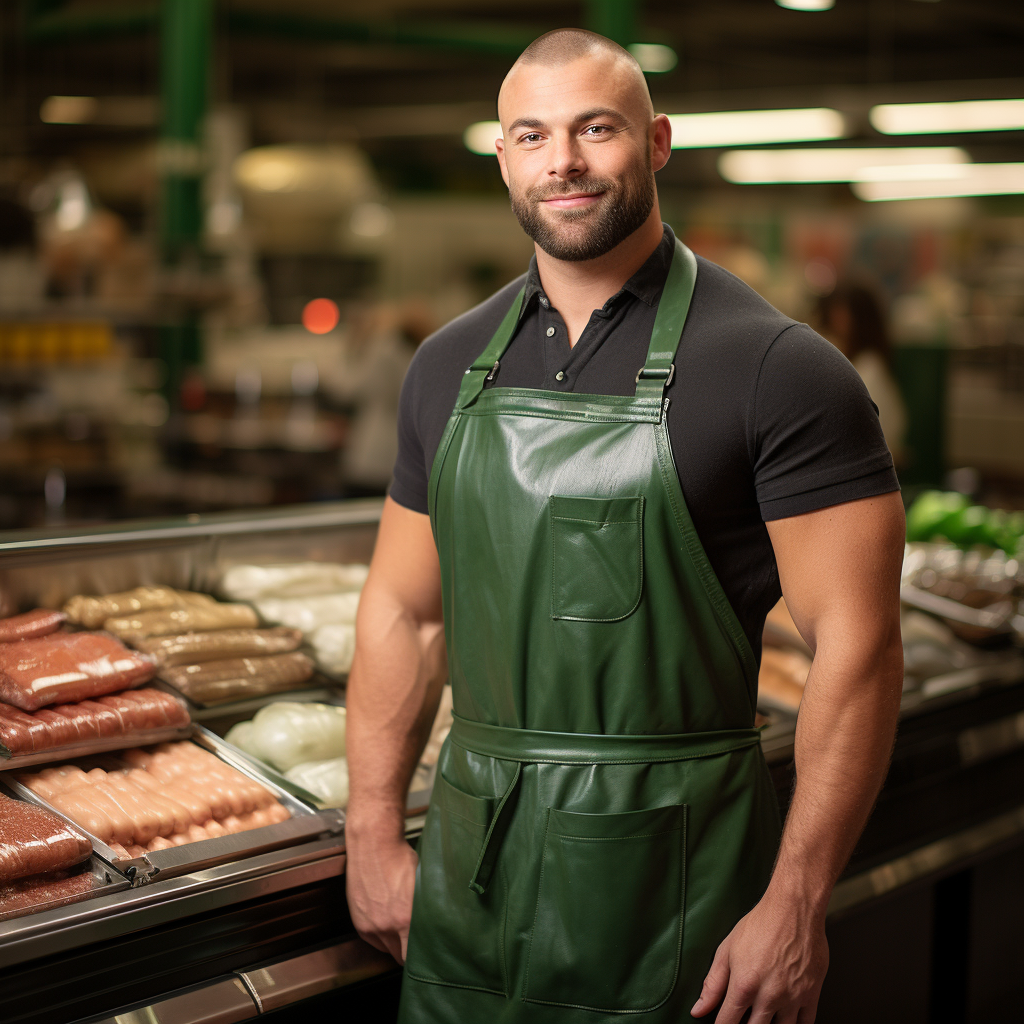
[[399, 240, 782, 1023]]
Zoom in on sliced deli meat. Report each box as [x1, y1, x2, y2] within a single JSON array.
[[0, 792, 92, 882], [0, 633, 156, 712], [135, 627, 302, 668], [0, 609, 67, 643]]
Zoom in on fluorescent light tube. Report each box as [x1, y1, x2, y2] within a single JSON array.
[[668, 108, 845, 148], [719, 147, 970, 183], [628, 43, 678, 73], [853, 163, 1024, 201], [870, 99, 1024, 135], [775, 0, 835, 9]]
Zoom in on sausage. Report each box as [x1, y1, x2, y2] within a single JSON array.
[[127, 771, 212, 826], [98, 776, 166, 844], [48, 791, 113, 845], [146, 836, 174, 852], [0, 609, 66, 643], [202, 819, 227, 838], [72, 781, 135, 847]]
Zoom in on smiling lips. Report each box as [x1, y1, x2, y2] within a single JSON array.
[[541, 191, 606, 209]]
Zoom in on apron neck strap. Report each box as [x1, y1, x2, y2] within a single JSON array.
[[634, 237, 698, 400], [455, 285, 526, 410]]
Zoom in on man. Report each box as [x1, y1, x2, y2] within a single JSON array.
[[347, 28, 905, 1024]]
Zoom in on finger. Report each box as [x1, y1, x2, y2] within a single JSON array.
[[691, 941, 732, 1017], [358, 930, 391, 955], [796, 1001, 819, 1024], [711, 991, 755, 1024], [773, 1008, 801, 1024]]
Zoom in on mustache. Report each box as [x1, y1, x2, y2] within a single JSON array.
[[525, 177, 616, 202]]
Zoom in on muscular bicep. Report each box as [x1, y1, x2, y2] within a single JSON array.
[[361, 496, 443, 628], [765, 492, 905, 657]]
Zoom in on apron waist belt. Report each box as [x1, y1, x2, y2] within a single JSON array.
[[450, 714, 762, 765]]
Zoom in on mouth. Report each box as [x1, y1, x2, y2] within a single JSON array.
[[540, 191, 606, 210]]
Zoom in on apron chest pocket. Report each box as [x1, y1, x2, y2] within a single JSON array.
[[550, 495, 644, 622], [524, 802, 688, 1014], [405, 773, 507, 995]]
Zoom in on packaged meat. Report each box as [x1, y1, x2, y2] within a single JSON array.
[[0, 609, 66, 643], [309, 623, 356, 675], [0, 869, 96, 921], [284, 757, 349, 808], [105, 602, 259, 645], [0, 791, 92, 882], [255, 592, 360, 635], [0, 632, 156, 712], [63, 587, 184, 630], [159, 652, 315, 706], [0, 689, 189, 757], [225, 701, 345, 771], [220, 562, 368, 601], [135, 627, 302, 667]]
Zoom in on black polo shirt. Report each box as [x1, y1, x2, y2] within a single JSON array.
[[391, 225, 899, 656]]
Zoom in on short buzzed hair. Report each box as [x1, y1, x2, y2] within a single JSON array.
[[515, 28, 642, 72]]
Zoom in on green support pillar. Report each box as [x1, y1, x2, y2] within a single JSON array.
[[585, 0, 636, 47], [160, 0, 212, 402]]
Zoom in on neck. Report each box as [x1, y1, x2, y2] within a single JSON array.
[[534, 204, 664, 348]]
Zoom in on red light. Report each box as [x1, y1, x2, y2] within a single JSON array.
[[302, 298, 340, 334]]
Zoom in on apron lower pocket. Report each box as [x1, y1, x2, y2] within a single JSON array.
[[405, 772, 507, 995], [524, 802, 688, 1014]]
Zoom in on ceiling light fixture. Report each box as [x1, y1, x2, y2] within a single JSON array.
[[718, 146, 970, 183], [668, 108, 846, 148], [628, 43, 678, 73], [775, 0, 835, 10], [870, 98, 1024, 135], [464, 121, 501, 155], [853, 163, 1024, 201]]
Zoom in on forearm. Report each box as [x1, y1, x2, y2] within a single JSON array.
[[767, 625, 903, 915], [346, 588, 446, 844]]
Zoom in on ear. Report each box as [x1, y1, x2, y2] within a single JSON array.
[[650, 114, 672, 173], [495, 135, 511, 188]]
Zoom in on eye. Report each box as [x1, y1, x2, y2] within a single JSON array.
[[583, 124, 611, 137], [520, 132, 544, 144]]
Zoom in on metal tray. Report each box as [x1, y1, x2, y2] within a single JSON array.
[[0, 856, 129, 923], [6, 727, 344, 885], [0, 724, 194, 771]]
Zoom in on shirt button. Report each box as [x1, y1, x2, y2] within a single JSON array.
[[540, 296, 549, 307], [555, 371, 564, 381], [546, 326, 556, 337]]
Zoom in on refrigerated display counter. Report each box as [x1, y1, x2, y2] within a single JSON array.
[[2, 501, 1023, 1023]]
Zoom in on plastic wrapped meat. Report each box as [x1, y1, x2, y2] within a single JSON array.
[[104, 603, 259, 645], [220, 562, 368, 602], [0, 689, 189, 756], [63, 587, 186, 630], [0, 869, 96, 921], [225, 701, 345, 771], [0, 792, 92, 882], [0, 609, 67, 642], [0, 633, 157, 712], [160, 652, 315, 706], [309, 623, 356, 675], [135, 627, 302, 668], [255, 592, 360, 635]]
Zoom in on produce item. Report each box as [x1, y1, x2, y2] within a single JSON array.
[[63, 587, 184, 630], [0, 869, 96, 921], [17, 741, 289, 857], [220, 562, 369, 602], [159, 651, 315, 706], [0, 791, 92, 882], [0, 609, 66, 643], [225, 701, 346, 772], [0, 633, 156, 712], [255, 592, 360, 635], [906, 491, 1024, 555], [285, 757, 349, 808], [757, 647, 811, 712], [309, 623, 356, 675], [135, 627, 302, 668], [0, 689, 189, 756], [105, 602, 259, 645]]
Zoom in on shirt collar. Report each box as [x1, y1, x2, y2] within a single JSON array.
[[522, 223, 676, 314]]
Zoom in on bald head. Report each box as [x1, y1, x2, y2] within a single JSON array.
[[498, 29, 654, 124]]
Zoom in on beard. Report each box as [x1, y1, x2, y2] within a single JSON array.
[[508, 158, 655, 262]]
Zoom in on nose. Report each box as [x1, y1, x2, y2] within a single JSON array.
[[548, 130, 586, 180]]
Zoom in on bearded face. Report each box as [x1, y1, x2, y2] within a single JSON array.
[[507, 150, 655, 262]]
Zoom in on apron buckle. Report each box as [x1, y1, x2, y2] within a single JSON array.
[[486, 360, 500, 383], [635, 363, 675, 387]]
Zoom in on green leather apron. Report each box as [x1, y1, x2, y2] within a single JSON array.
[[399, 239, 781, 1023]]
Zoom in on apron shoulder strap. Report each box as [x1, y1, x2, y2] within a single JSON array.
[[455, 285, 526, 410], [634, 238, 698, 400]]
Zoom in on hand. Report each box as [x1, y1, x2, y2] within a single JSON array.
[[690, 891, 829, 1024], [346, 836, 418, 964]]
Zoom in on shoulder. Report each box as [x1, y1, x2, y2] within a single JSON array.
[[405, 274, 527, 395]]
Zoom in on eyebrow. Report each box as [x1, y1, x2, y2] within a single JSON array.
[[507, 107, 630, 137]]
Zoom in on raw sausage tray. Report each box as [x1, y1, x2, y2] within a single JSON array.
[[5, 727, 345, 886], [0, 724, 193, 771]]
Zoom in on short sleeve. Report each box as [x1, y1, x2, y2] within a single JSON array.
[[388, 355, 429, 514], [753, 323, 900, 522]]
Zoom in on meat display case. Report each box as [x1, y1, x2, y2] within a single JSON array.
[[2, 500, 1023, 1024]]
